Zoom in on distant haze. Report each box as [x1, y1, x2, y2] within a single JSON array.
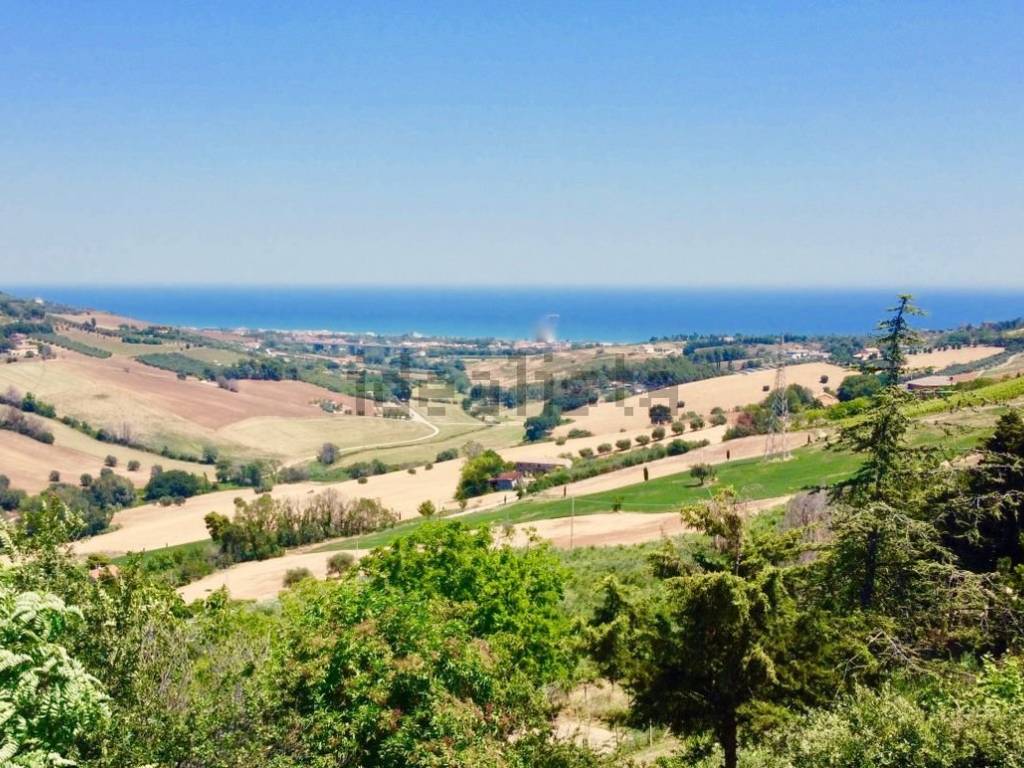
[[1, 4, 1023, 287]]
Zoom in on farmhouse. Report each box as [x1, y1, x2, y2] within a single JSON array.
[[492, 471, 524, 491]]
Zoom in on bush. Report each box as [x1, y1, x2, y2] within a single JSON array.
[[127, 459, 141, 472], [651, 426, 666, 440], [80, 473, 93, 488], [597, 443, 612, 454], [318, 442, 338, 465], [435, 448, 459, 462], [616, 438, 632, 451], [690, 415, 706, 430], [327, 552, 356, 576], [282, 568, 314, 588], [566, 428, 593, 439], [104, 454, 117, 468], [672, 421, 685, 434], [635, 434, 651, 446], [418, 500, 437, 518], [48, 470, 60, 483], [578, 447, 595, 459], [357, 476, 368, 485]]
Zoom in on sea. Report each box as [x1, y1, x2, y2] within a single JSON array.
[[8, 286, 1023, 343]]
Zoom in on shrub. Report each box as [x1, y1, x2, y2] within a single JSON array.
[[318, 442, 338, 465], [104, 454, 117, 468], [407, 467, 416, 474], [282, 567, 314, 588], [671, 421, 685, 434], [597, 443, 612, 454], [126, 460, 141, 472], [579, 447, 595, 459], [635, 434, 651, 446], [615, 438, 632, 451], [566, 428, 593, 439], [357, 476, 368, 485], [48, 470, 60, 483], [689, 415, 706, 430], [651, 426, 666, 440], [418, 500, 437, 518], [327, 552, 356, 576], [80, 473, 93, 488], [435, 448, 459, 462]]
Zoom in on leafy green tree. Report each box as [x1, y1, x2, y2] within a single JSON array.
[[649, 404, 672, 424], [690, 463, 715, 486], [144, 469, 203, 501], [836, 372, 883, 402], [525, 401, 562, 442], [417, 499, 437, 518], [455, 449, 508, 500], [265, 522, 574, 766]]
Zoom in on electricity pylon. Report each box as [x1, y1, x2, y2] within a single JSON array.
[[764, 337, 791, 460]]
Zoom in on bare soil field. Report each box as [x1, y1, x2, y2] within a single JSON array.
[[510, 495, 789, 549], [52, 311, 147, 330], [74, 458, 506, 556], [178, 548, 369, 603], [905, 346, 1004, 370], [554, 362, 847, 438]]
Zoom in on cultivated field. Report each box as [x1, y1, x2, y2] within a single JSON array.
[[51, 310, 146, 330], [905, 346, 1004, 370], [0, 352, 392, 461], [553, 362, 848, 439], [0, 416, 209, 493]]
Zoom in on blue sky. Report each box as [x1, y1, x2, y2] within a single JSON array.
[[2, 2, 1022, 287]]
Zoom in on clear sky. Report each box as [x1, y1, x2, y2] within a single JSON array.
[[2, 2, 1022, 287]]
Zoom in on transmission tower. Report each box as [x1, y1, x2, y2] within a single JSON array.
[[764, 337, 791, 460]]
